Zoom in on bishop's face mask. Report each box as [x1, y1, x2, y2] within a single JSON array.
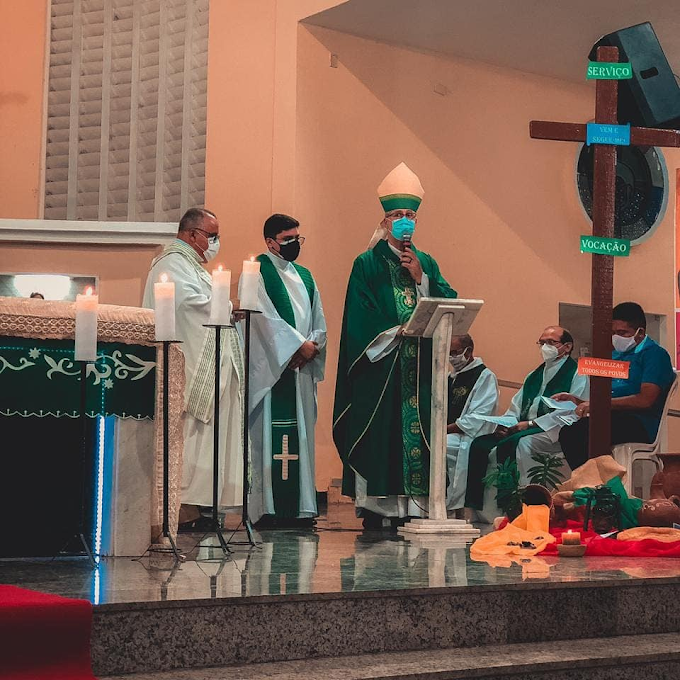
[[391, 217, 416, 241]]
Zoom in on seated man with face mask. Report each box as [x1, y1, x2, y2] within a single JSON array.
[[465, 326, 588, 519], [557, 302, 675, 471], [446, 333, 499, 516]]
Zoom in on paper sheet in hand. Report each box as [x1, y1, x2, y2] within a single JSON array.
[[541, 397, 578, 411], [471, 415, 518, 428]]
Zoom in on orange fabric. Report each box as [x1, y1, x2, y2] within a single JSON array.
[[618, 527, 680, 543], [470, 504, 555, 558]]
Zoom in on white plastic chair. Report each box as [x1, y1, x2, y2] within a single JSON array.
[[611, 374, 678, 497]]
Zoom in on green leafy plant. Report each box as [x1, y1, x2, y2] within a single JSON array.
[[483, 458, 522, 518], [526, 452, 566, 490]]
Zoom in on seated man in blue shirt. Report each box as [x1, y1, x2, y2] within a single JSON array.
[[557, 302, 675, 471]]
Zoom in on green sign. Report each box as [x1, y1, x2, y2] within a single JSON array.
[[580, 235, 631, 257], [586, 62, 633, 80]]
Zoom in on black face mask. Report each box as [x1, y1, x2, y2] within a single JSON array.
[[278, 240, 301, 262]]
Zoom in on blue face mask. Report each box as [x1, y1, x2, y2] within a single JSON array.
[[391, 217, 415, 240]]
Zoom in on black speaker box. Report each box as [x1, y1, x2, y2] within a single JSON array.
[[590, 22, 680, 129]]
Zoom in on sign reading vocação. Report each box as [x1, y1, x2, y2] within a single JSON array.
[[586, 61, 633, 80], [580, 235, 631, 257], [586, 122, 631, 146]]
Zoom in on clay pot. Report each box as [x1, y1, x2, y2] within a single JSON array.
[[637, 496, 680, 527], [658, 453, 680, 499], [522, 484, 553, 508]]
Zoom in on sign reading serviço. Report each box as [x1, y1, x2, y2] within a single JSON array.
[[578, 357, 630, 379], [586, 61, 633, 80], [586, 122, 631, 146], [580, 235, 631, 257]]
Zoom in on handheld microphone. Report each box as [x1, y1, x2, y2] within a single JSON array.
[[401, 232, 412, 266]]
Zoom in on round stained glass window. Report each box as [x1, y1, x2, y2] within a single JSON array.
[[576, 144, 668, 245]]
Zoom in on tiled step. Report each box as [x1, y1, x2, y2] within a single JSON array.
[[101, 632, 680, 679]]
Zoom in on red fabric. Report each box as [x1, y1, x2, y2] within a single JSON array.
[[542, 520, 680, 558], [0, 585, 95, 679]]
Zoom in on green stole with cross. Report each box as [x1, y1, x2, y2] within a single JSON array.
[[257, 254, 316, 518], [464, 356, 578, 510]]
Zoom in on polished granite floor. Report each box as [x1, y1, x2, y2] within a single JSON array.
[[1, 504, 680, 605]]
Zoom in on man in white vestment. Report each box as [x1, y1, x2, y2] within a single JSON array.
[[465, 326, 589, 521], [242, 214, 326, 528], [143, 208, 244, 530], [445, 334, 498, 515]]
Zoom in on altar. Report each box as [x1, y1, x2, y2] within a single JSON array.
[[0, 297, 185, 557]]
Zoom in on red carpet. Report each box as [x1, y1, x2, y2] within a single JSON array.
[[0, 585, 96, 679], [543, 520, 680, 558]]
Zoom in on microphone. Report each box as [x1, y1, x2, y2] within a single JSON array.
[[401, 232, 412, 267]]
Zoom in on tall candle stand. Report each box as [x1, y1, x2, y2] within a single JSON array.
[[224, 308, 260, 548], [139, 340, 184, 563], [199, 322, 234, 557]]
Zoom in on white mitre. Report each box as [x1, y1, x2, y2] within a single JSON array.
[[368, 162, 425, 249]]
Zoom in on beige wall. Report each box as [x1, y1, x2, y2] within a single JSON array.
[[0, 0, 47, 218]]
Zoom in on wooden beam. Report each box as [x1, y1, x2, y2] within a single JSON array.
[[530, 120, 680, 147]]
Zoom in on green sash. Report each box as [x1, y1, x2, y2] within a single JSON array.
[[465, 357, 577, 510], [384, 256, 427, 495], [257, 254, 315, 518]]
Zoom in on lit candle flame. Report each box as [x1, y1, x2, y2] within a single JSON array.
[[217, 264, 224, 271], [86, 286, 93, 296], [566, 530, 572, 534], [160, 273, 168, 283], [249, 256, 255, 262]]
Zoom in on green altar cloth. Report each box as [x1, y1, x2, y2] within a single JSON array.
[[0, 336, 156, 419]]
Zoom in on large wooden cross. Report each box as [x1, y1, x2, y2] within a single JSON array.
[[530, 45, 680, 458]]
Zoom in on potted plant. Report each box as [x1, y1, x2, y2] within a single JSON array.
[[482, 457, 523, 520], [483, 452, 566, 520]]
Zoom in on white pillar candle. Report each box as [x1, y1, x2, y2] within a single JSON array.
[[75, 286, 98, 361], [240, 257, 260, 310], [154, 273, 176, 341], [209, 265, 232, 325]]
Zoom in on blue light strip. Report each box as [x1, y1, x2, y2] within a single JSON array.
[[94, 415, 106, 559]]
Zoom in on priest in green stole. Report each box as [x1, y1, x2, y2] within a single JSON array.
[[333, 163, 457, 529], [465, 326, 589, 520], [243, 214, 327, 527]]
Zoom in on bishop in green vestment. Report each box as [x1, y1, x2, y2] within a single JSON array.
[[333, 163, 457, 526]]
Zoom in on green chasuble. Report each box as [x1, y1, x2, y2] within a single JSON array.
[[333, 238, 457, 499], [257, 254, 316, 518]]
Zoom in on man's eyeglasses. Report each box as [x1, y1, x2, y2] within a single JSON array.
[[536, 339, 563, 347], [385, 211, 417, 220], [275, 236, 306, 246], [193, 228, 219, 244]]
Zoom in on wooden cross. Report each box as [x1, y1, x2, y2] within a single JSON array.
[[530, 45, 680, 458], [273, 434, 298, 480]]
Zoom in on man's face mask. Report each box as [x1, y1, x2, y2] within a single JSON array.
[[612, 329, 642, 353], [449, 349, 470, 371], [540, 344, 560, 363], [277, 239, 301, 262], [391, 217, 416, 241], [203, 238, 220, 262]]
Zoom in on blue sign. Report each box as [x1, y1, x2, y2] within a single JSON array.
[[586, 123, 631, 146]]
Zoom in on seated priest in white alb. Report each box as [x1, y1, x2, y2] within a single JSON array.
[[464, 326, 588, 520], [143, 208, 245, 531], [242, 214, 327, 528], [445, 334, 499, 516]]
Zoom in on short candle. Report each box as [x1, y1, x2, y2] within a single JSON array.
[[240, 256, 260, 311], [154, 273, 176, 341], [562, 530, 581, 545], [209, 265, 232, 325]]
